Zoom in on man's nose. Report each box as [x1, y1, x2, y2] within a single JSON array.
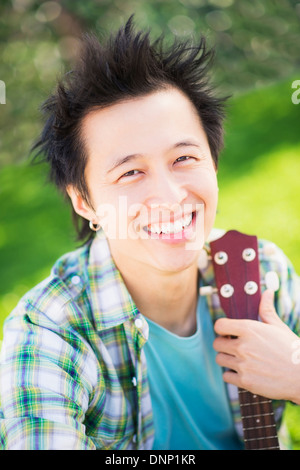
[[145, 171, 188, 208]]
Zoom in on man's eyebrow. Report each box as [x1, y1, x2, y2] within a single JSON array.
[[106, 140, 202, 174], [107, 154, 141, 174], [173, 140, 201, 150]]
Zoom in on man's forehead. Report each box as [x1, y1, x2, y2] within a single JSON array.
[[81, 87, 198, 129], [80, 88, 207, 164]]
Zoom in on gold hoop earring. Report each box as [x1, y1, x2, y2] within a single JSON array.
[[89, 220, 101, 232]]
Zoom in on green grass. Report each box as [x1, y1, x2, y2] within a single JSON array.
[[216, 145, 300, 269], [215, 76, 300, 271], [0, 75, 299, 447], [0, 163, 75, 317]]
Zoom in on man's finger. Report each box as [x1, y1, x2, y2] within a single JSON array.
[[259, 289, 282, 326]]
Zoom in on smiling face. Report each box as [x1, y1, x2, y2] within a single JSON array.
[[68, 87, 219, 274]]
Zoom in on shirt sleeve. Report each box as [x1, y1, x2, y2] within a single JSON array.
[[259, 240, 300, 335], [0, 301, 99, 450]]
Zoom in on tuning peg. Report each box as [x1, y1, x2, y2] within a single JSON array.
[[198, 249, 211, 270], [263, 271, 280, 292], [199, 285, 218, 296], [259, 243, 277, 257], [198, 243, 277, 271], [200, 272, 280, 298]]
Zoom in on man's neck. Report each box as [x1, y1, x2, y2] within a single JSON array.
[[114, 255, 199, 337]]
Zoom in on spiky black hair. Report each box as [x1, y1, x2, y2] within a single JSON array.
[[32, 16, 227, 242]]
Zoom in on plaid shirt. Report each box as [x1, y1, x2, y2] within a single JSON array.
[[0, 229, 299, 450]]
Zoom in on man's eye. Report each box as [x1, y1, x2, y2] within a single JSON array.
[[175, 156, 193, 163], [121, 170, 140, 178]]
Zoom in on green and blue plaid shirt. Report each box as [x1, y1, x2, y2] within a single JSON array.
[[0, 229, 299, 450]]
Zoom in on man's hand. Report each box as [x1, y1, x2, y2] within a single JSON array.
[[213, 289, 300, 404]]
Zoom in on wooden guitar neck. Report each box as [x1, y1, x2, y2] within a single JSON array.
[[238, 389, 280, 450], [209, 230, 281, 450]]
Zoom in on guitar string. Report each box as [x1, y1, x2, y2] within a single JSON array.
[[224, 246, 270, 447], [234, 255, 263, 446], [221, 253, 259, 447], [222, 251, 260, 445], [243, 250, 278, 448], [243, 257, 263, 446], [223, 261, 239, 320], [243, 253, 268, 447], [218, 243, 278, 449]]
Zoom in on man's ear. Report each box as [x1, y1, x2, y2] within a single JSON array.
[[66, 185, 94, 221]]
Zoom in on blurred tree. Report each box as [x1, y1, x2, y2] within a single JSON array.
[[0, 0, 300, 166], [1, 0, 299, 447]]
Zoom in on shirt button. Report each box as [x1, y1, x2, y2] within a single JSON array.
[[134, 318, 143, 329], [71, 275, 81, 285], [132, 376, 137, 387]]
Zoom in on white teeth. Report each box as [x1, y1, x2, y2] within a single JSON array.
[[147, 213, 193, 234]]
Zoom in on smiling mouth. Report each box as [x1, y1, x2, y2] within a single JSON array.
[[143, 211, 196, 236]]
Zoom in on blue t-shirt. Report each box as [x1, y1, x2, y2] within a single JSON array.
[[143, 294, 243, 450]]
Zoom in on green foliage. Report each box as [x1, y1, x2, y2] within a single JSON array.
[[285, 403, 300, 450], [1, 76, 299, 329], [0, 162, 75, 318], [0, 0, 299, 449], [215, 77, 300, 271], [1, 0, 300, 167]]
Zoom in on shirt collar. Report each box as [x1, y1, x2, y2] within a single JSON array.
[[87, 230, 139, 331]]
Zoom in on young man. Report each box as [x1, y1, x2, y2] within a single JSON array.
[[0, 18, 299, 450]]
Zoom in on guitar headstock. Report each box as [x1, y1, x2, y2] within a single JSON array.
[[207, 230, 281, 450], [209, 230, 262, 321]]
